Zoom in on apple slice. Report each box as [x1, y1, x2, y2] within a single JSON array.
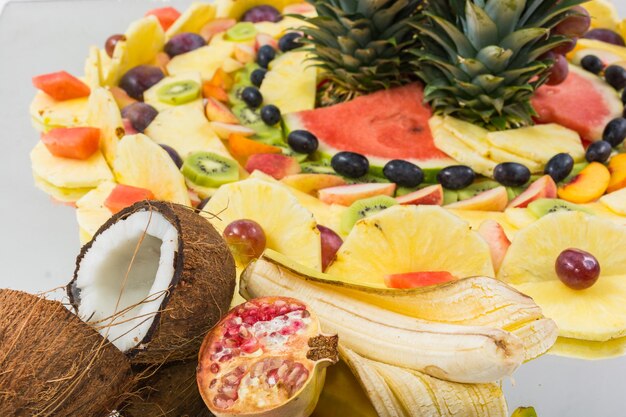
[[396, 184, 444, 206], [205, 97, 238, 123], [384, 272, 456, 289], [234, 43, 256, 64], [209, 122, 255, 139], [255, 33, 278, 51], [508, 175, 557, 208], [318, 183, 396, 206], [477, 220, 511, 272], [282, 174, 347, 195], [445, 186, 509, 212]]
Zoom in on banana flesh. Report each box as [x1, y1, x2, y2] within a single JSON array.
[[241, 259, 525, 384], [341, 347, 508, 417]]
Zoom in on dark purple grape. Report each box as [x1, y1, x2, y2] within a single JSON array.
[[287, 130, 318, 154], [250, 68, 267, 87], [555, 248, 600, 290], [105, 34, 125, 58], [242, 87, 263, 108], [279, 32, 303, 52], [159, 144, 183, 168], [257, 45, 276, 69], [584, 28, 626, 47], [581, 55, 604, 74], [331, 152, 369, 179], [603, 118, 626, 147], [121, 102, 158, 132], [164, 33, 206, 57], [119, 65, 165, 101], [260, 105, 282, 126], [437, 166, 475, 190], [605, 65, 626, 90], [585, 140, 612, 163], [545, 153, 574, 182], [241, 5, 282, 23], [553, 6, 591, 38], [383, 160, 424, 188], [546, 54, 569, 86], [493, 162, 531, 187]]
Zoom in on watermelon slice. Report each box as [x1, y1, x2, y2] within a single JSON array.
[[284, 84, 456, 171], [532, 64, 623, 142]]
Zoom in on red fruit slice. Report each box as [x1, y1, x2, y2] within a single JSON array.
[[145, 6, 181, 31], [318, 183, 396, 206], [245, 154, 301, 180], [477, 220, 511, 272], [508, 175, 557, 208], [396, 184, 444, 206], [284, 84, 456, 169], [41, 127, 100, 160], [104, 184, 156, 214], [32, 71, 90, 101], [200, 18, 237, 42], [317, 225, 343, 271], [531, 64, 623, 141], [446, 186, 509, 212], [384, 272, 456, 289]]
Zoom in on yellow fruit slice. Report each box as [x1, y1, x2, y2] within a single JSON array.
[[30, 141, 113, 190], [167, 42, 235, 81], [33, 174, 93, 203], [166, 2, 216, 38], [29, 92, 88, 132], [143, 72, 203, 111], [76, 181, 117, 243], [260, 51, 317, 114], [84, 46, 103, 89], [550, 335, 626, 360], [144, 100, 231, 158], [486, 124, 585, 165], [203, 177, 322, 270], [326, 205, 495, 287], [504, 207, 537, 229], [215, 0, 302, 19], [448, 209, 517, 239], [600, 187, 626, 215], [105, 16, 166, 85], [438, 115, 491, 156], [487, 147, 543, 174], [86, 87, 125, 166], [113, 134, 190, 205], [254, 17, 308, 38], [583, 0, 620, 31]]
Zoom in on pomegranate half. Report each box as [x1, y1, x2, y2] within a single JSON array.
[[197, 297, 338, 417]]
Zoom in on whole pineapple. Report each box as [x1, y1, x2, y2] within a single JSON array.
[[301, 0, 423, 106], [413, 0, 587, 130]]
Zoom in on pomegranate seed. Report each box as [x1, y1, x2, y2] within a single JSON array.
[[209, 378, 218, 389], [219, 354, 233, 363], [241, 337, 260, 354], [210, 363, 220, 374], [224, 338, 241, 348]]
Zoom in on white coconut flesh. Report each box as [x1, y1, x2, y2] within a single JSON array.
[[75, 211, 179, 353]]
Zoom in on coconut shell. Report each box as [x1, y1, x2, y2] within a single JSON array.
[[68, 201, 236, 364], [122, 360, 214, 417], [0, 289, 133, 417]]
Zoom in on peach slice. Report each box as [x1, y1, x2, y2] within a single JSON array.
[[478, 220, 511, 272], [396, 184, 444, 206], [245, 153, 301, 180], [608, 154, 626, 193], [318, 183, 396, 206], [234, 44, 256, 64], [281, 174, 347, 195], [205, 97, 238, 123], [508, 175, 557, 208], [558, 162, 610, 203], [445, 186, 509, 212]]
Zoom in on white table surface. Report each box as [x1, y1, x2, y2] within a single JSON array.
[[2, 1, 626, 416]]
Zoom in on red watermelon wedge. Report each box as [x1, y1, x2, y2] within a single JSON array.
[[532, 64, 622, 142], [284, 84, 456, 170]]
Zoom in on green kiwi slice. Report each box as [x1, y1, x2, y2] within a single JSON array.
[[300, 161, 336, 175], [232, 104, 284, 143], [340, 196, 398, 235], [156, 80, 200, 105], [226, 22, 257, 42], [182, 152, 239, 188], [527, 198, 593, 218], [457, 180, 500, 201]]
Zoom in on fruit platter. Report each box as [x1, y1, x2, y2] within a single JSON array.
[[5, 0, 626, 415]]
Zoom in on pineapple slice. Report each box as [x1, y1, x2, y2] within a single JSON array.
[[30, 92, 88, 132], [84, 46, 103, 89], [260, 51, 317, 114], [76, 181, 117, 244], [326, 205, 495, 287], [498, 211, 626, 341], [448, 209, 517, 239], [143, 72, 203, 112], [166, 2, 216, 38], [203, 178, 322, 270], [583, 0, 621, 31], [167, 42, 235, 81], [144, 100, 231, 158], [86, 87, 125, 166], [113, 134, 190, 205], [33, 175, 93, 203], [486, 124, 585, 165]]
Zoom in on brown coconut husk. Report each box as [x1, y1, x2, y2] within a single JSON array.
[[0, 289, 133, 417], [122, 360, 214, 417], [67, 201, 236, 364]]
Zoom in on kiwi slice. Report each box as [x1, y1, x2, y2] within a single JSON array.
[[443, 189, 460, 205], [232, 104, 284, 143], [527, 198, 593, 218], [226, 22, 257, 42], [340, 196, 398, 235], [182, 152, 239, 188], [457, 180, 500, 200], [156, 80, 200, 105], [300, 161, 336, 175]]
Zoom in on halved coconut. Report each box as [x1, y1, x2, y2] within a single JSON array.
[[67, 201, 236, 364], [0, 289, 133, 416]]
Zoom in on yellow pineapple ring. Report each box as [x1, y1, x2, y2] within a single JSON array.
[[498, 211, 626, 341], [325, 205, 495, 288]]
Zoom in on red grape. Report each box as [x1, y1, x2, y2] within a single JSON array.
[[552, 37, 577, 55], [317, 225, 343, 271], [553, 6, 591, 38], [223, 219, 267, 264], [121, 102, 158, 132], [555, 248, 600, 290], [119, 65, 165, 101], [546, 54, 569, 86], [105, 34, 125, 58], [242, 5, 281, 23], [584, 28, 626, 47]]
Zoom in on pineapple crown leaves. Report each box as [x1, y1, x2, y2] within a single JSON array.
[[299, 0, 424, 105], [413, 0, 588, 130]]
